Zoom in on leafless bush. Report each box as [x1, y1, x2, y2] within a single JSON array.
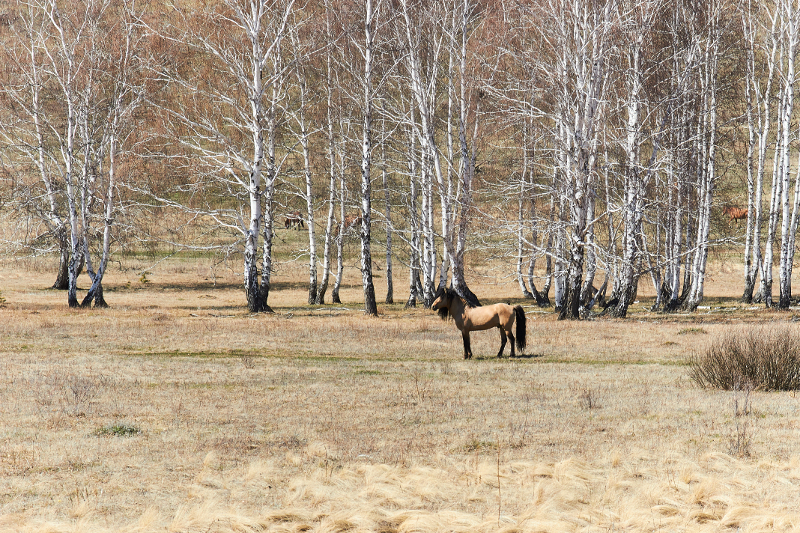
[[411, 368, 430, 403], [571, 382, 602, 410], [66, 375, 98, 406], [689, 326, 800, 391]]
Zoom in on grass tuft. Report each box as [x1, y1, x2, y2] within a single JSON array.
[[728, 383, 753, 458]]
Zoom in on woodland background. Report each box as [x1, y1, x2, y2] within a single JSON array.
[[1, 0, 799, 317]]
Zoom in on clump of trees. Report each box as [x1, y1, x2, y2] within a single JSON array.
[[0, 0, 147, 307], [1, 0, 799, 318]]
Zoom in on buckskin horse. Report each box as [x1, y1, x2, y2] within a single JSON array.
[[432, 287, 527, 359]]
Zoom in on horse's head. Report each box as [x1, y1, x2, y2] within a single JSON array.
[[432, 287, 450, 321]]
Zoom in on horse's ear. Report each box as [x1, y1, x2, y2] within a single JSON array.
[[434, 286, 444, 299]]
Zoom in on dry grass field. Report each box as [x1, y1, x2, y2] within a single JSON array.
[[1, 254, 799, 532]]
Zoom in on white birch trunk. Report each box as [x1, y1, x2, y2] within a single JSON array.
[[763, 80, 786, 307], [517, 124, 533, 298], [317, 5, 337, 304], [450, 0, 480, 306], [359, 0, 378, 316], [405, 108, 423, 308], [611, 25, 644, 317], [42, 0, 82, 307], [295, 65, 317, 304], [778, 0, 798, 308], [380, 115, 394, 304], [740, 0, 777, 303], [331, 135, 346, 304]]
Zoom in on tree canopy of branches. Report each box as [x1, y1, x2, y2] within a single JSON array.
[[3, 0, 798, 318]]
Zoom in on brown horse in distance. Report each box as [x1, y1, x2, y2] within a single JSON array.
[[284, 211, 305, 230], [723, 206, 748, 223], [432, 287, 526, 359], [337, 213, 362, 235]]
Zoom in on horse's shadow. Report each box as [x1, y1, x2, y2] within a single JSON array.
[[512, 353, 542, 359], [471, 353, 543, 361]]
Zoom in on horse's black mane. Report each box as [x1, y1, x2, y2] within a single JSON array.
[[435, 287, 450, 320], [435, 287, 477, 321]]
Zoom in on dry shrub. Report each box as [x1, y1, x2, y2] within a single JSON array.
[[690, 326, 800, 390]]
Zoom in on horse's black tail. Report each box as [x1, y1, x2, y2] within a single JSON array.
[[514, 306, 526, 353]]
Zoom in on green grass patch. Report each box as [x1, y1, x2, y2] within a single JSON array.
[[463, 440, 497, 452], [95, 423, 141, 438], [541, 357, 690, 366], [125, 349, 264, 359], [678, 327, 707, 335]]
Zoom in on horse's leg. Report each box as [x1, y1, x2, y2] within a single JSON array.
[[462, 331, 472, 359], [497, 329, 507, 358], [508, 328, 516, 358]]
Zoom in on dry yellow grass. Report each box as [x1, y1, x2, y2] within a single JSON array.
[[1, 255, 799, 532]]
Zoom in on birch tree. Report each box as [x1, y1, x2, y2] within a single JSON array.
[[319, 0, 381, 310], [397, 0, 484, 305], [152, 0, 295, 313], [660, 1, 705, 311], [380, 110, 394, 304], [315, 0, 340, 304], [606, 0, 700, 317], [403, 100, 425, 307], [0, 0, 72, 289], [287, 11, 320, 304], [449, 0, 484, 306], [353, 0, 382, 315], [776, 0, 800, 309], [79, 0, 147, 307], [37, 0, 88, 307], [605, 0, 652, 317]]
